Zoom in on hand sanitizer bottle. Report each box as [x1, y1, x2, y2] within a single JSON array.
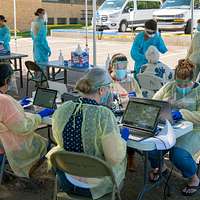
[[58, 50, 64, 66]]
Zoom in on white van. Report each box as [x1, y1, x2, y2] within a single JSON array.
[[96, 0, 162, 32], [153, 0, 200, 34]]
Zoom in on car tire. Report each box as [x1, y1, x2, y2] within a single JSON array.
[[184, 20, 192, 34], [119, 21, 127, 32]]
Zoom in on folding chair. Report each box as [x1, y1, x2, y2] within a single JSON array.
[[25, 61, 48, 96], [50, 150, 122, 200], [137, 73, 163, 98]]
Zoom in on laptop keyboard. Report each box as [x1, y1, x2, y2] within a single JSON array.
[[126, 127, 154, 141]]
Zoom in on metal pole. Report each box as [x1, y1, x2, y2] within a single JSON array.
[[92, 0, 97, 67], [191, 0, 194, 39], [85, 0, 88, 48], [13, 0, 17, 50]]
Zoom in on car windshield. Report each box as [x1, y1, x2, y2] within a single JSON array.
[[162, 0, 191, 9], [99, 0, 126, 10]]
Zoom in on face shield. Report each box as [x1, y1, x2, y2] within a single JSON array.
[[43, 12, 48, 23], [113, 59, 128, 81]]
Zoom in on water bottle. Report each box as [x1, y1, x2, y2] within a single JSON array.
[[105, 54, 110, 70], [58, 50, 64, 66]]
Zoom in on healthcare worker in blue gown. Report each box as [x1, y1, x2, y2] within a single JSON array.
[[0, 15, 11, 53], [31, 8, 51, 69], [130, 19, 168, 76]]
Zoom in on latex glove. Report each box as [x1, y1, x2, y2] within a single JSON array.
[[37, 108, 54, 118], [20, 97, 31, 106], [171, 110, 182, 121], [120, 127, 130, 141], [128, 91, 136, 98]]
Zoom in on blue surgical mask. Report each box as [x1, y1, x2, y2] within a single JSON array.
[[176, 86, 192, 95], [115, 69, 127, 80], [197, 24, 200, 32]]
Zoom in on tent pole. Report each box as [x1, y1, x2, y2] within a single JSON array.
[[85, 0, 88, 48], [191, 0, 194, 39], [92, 0, 97, 67], [13, 0, 17, 50]]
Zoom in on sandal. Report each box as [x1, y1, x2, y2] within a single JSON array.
[[182, 183, 200, 196], [149, 169, 169, 183]]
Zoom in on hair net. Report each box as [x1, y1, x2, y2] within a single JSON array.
[[86, 68, 112, 90], [145, 19, 157, 31], [145, 46, 160, 64]]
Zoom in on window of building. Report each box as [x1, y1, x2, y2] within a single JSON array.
[[47, 18, 55, 25], [69, 18, 79, 24], [57, 18, 67, 24]]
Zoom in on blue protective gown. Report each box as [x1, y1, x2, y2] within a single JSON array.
[[0, 25, 11, 52], [130, 32, 168, 74], [31, 18, 51, 67]]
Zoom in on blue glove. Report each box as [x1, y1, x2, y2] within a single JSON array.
[[120, 127, 130, 141], [172, 110, 182, 121], [20, 97, 31, 106], [128, 91, 136, 98], [37, 108, 55, 118]]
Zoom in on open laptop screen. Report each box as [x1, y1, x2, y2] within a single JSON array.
[[122, 100, 161, 132], [129, 97, 174, 125], [33, 88, 57, 109]]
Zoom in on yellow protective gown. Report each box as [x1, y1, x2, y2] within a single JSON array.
[[153, 81, 200, 160], [0, 94, 47, 177], [186, 32, 200, 79], [112, 75, 143, 107], [47, 100, 127, 199]]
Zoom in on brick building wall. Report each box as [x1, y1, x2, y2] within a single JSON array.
[[0, 0, 42, 31], [0, 0, 93, 31]]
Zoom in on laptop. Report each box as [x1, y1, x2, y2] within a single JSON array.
[[130, 97, 174, 125], [48, 81, 68, 99], [61, 92, 80, 102], [33, 87, 57, 111], [121, 99, 161, 141]]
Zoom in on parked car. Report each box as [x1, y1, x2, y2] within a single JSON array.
[[153, 0, 200, 34], [95, 0, 162, 32]]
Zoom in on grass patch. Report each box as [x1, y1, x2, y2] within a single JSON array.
[[11, 24, 85, 38]]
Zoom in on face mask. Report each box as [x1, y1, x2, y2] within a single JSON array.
[[176, 85, 192, 95], [146, 33, 155, 38], [197, 24, 200, 32], [115, 69, 127, 80], [100, 89, 112, 106]]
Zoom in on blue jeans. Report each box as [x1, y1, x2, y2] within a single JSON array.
[[148, 147, 197, 178], [56, 169, 92, 197]]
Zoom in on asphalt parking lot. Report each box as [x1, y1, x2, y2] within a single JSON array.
[[10, 34, 188, 74]]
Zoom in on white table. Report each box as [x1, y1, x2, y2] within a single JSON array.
[[39, 60, 93, 85]]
